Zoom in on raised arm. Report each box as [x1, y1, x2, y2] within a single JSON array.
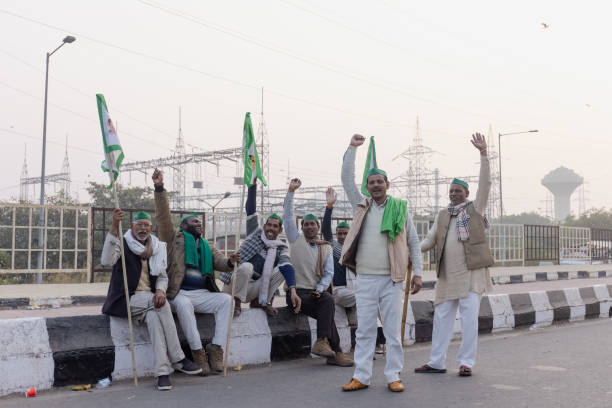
[[246, 182, 259, 236], [282, 178, 301, 243], [341, 134, 366, 210], [470, 133, 491, 214], [152, 169, 177, 244], [100, 208, 123, 266], [322, 187, 336, 242]]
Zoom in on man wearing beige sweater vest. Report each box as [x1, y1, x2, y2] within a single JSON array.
[[415, 133, 493, 377], [340, 134, 423, 393]]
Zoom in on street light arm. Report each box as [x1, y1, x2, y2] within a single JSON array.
[[48, 42, 66, 57]]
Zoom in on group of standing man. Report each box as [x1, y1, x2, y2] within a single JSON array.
[[101, 131, 493, 393]]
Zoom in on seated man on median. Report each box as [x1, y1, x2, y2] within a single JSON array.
[[152, 169, 240, 376], [219, 179, 299, 317], [101, 209, 202, 391], [283, 178, 354, 367]]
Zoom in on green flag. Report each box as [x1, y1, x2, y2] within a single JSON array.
[[242, 112, 267, 187], [96, 94, 124, 189], [361, 136, 377, 196]]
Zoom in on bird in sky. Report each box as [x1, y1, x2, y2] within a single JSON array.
[[541, 23, 549, 29]]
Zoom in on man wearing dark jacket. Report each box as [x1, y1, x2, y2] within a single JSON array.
[[153, 169, 240, 376], [101, 209, 201, 390]]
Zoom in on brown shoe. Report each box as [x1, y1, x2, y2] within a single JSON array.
[[459, 365, 472, 377], [233, 298, 241, 318], [205, 343, 224, 374], [388, 380, 404, 392], [327, 352, 354, 367], [311, 338, 335, 358], [415, 364, 447, 374], [342, 378, 368, 392], [191, 349, 210, 376], [261, 303, 278, 317]]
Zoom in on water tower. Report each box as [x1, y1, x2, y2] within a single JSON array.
[[541, 167, 583, 221]]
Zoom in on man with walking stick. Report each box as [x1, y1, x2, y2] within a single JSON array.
[[153, 169, 240, 376], [340, 134, 423, 392], [101, 209, 202, 390]]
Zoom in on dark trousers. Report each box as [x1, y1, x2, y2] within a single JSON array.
[[288, 289, 341, 352]]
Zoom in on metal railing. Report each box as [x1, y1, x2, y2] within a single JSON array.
[[524, 225, 560, 264], [560, 226, 591, 263]]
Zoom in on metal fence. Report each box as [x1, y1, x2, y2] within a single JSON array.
[[560, 226, 591, 263], [489, 224, 524, 265], [524, 225, 560, 264], [592, 228, 612, 262], [0, 203, 91, 279]]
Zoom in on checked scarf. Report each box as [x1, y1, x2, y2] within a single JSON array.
[[448, 201, 471, 241]]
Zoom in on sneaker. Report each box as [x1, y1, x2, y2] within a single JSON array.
[[341, 378, 368, 392], [206, 343, 224, 373], [157, 375, 172, 391], [326, 352, 354, 367], [388, 380, 404, 392], [191, 348, 211, 376], [311, 338, 335, 358], [175, 358, 203, 375]]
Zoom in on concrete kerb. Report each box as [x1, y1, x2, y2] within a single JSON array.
[[2, 284, 612, 397]]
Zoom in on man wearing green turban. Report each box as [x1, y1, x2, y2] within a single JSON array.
[[415, 133, 494, 378], [153, 169, 240, 376], [340, 134, 423, 393]]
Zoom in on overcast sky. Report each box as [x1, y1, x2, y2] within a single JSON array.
[[1, 0, 609, 215]]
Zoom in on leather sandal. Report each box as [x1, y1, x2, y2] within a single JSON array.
[[459, 365, 472, 377]]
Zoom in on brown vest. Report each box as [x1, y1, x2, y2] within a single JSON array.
[[434, 202, 494, 277]]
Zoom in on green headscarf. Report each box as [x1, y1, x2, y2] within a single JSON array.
[[267, 213, 283, 226], [336, 221, 350, 229], [367, 168, 387, 178], [451, 178, 469, 191], [133, 211, 151, 221]]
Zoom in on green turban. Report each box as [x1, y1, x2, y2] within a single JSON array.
[[367, 168, 387, 179], [267, 213, 283, 226], [451, 178, 469, 190], [336, 221, 350, 229], [133, 211, 152, 221], [180, 213, 200, 225], [303, 214, 319, 222]]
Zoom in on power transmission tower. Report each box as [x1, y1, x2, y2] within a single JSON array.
[[257, 88, 270, 214], [60, 135, 71, 196], [20, 145, 29, 202], [172, 107, 187, 209], [487, 124, 499, 220]]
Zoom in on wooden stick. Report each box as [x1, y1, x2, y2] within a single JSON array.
[[401, 263, 413, 346], [223, 184, 246, 376]]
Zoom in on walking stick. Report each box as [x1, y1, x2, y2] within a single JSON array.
[[223, 184, 246, 376], [401, 262, 413, 346], [111, 181, 139, 386]]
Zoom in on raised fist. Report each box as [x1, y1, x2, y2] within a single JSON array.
[[288, 178, 302, 192], [152, 168, 163, 187], [350, 134, 366, 147]]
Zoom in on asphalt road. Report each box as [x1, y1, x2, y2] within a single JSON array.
[[4, 318, 611, 408]]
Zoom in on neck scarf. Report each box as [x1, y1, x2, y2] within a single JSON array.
[[305, 236, 330, 278], [181, 230, 213, 277], [123, 230, 167, 276], [448, 201, 470, 241], [257, 230, 286, 305], [380, 196, 407, 242]]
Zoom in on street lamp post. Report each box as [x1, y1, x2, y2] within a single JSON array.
[[37, 35, 76, 284], [199, 192, 231, 248], [498, 129, 538, 265]]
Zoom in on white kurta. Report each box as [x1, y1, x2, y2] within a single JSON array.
[[421, 155, 493, 306]]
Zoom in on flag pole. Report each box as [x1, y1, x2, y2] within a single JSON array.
[[108, 154, 139, 387], [401, 262, 413, 345], [223, 183, 246, 376]]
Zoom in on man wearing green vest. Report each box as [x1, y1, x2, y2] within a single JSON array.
[[340, 134, 423, 393], [153, 169, 240, 376], [415, 133, 493, 377]]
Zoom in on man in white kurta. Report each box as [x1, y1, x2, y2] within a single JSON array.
[[416, 133, 493, 377]]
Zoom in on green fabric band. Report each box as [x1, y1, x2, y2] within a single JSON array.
[[367, 168, 387, 179], [451, 178, 469, 190], [180, 213, 200, 225], [336, 221, 350, 229], [303, 214, 319, 222], [267, 213, 283, 226], [133, 211, 151, 221]]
